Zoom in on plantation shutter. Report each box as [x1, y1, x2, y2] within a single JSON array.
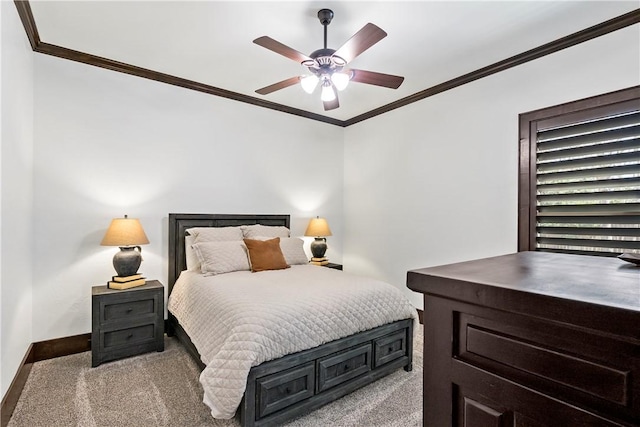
[[535, 110, 640, 256]]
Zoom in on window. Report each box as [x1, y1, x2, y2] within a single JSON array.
[[518, 86, 640, 256]]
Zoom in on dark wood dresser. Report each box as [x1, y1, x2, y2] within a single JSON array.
[[407, 251, 640, 427]]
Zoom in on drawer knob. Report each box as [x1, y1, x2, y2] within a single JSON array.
[[127, 333, 134, 339], [388, 346, 394, 352], [285, 387, 290, 394], [126, 308, 133, 314], [343, 364, 349, 372]]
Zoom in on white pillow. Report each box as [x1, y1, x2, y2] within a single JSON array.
[[191, 241, 250, 276], [185, 235, 200, 271], [250, 236, 308, 265], [187, 226, 243, 243], [279, 237, 308, 265], [241, 224, 290, 239]]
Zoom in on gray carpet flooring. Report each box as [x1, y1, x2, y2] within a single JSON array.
[[9, 328, 423, 427]]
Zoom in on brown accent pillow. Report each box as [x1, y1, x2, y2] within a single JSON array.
[[243, 237, 290, 272]]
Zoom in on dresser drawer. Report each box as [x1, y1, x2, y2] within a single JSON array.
[[257, 362, 315, 418], [103, 298, 156, 323], [317, 343, 372, 393], [373, 330, 407, 368]]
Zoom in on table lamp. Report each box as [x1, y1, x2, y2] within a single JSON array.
[[304, 216, 332, 259], [101, 215, 149, 277]]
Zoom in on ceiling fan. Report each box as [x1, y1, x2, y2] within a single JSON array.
[[253, 9, 404, 111]]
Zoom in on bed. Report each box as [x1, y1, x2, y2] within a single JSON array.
[[167, 213, 416, 427]]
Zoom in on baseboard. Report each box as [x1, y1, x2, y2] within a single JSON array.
[[0, 333, 90, 427], [417, 308, 424, 324], [1, 344, 34, 427], [32, 333, 91, 362]]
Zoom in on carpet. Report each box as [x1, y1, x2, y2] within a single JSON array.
[[8, 329, 423, 427]]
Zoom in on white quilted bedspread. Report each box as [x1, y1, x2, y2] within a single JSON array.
[[167, 265, 417, 419]]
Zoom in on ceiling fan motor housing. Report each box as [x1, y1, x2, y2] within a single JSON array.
[[305, 48, 346, 74], [317, 9, 334, 26]]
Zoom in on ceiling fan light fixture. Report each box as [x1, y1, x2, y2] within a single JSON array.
[[331, 72, 350, 91], [300, 74, 319, 94], [320, 83, 336, 102]]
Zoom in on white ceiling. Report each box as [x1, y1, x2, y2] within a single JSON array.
[[29, 1, 638, 121]]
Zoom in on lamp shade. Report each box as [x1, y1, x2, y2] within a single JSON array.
[[304, 217, 332, 237], [100, 215, 149, 247]]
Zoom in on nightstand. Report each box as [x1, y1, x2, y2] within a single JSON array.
[[324, 263, 343, 270], [91, 280, 164, 367]]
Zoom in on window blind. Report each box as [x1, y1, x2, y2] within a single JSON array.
[[535, 110, 640, 256]]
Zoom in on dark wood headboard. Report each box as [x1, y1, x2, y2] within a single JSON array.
[[167, 213, 290, 295]]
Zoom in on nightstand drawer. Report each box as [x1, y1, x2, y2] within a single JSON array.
[[104, 324, 156, 349], [103, 298, 155, 322]]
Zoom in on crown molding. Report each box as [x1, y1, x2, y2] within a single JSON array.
[[344, 8, 640, 126], [13, 1, 640, 127], [12, 0, 346, 127]]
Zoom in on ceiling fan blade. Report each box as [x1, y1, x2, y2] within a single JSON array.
[[255, 76, 301, 95], [323, 87, 340, 111], [332, 23, 387, 64], [253, 36, 313, 64], [349, 69, 404, 89]]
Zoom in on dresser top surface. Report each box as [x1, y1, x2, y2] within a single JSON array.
[[408, 251, 640, 312]]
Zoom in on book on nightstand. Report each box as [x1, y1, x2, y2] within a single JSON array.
[[310, 257, 329, 266], [108, 276, 146, 289], [111, 273, 144, 283]]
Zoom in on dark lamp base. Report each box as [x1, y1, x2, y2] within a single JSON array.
[[113, 246, 143, 277], [310, 238, 328, 258]]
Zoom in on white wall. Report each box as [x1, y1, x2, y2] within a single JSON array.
[[343, 26, 640, 308], [33, 55, 343, 341], [30, 55, 344, 341], [1, 0, 3, 401], [1, 2, 35, 399]]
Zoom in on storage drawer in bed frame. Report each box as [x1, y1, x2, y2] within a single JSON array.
[[257, 362, 315, 418], [317, 343, 372, 393], [238, 318, 413, 427]]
